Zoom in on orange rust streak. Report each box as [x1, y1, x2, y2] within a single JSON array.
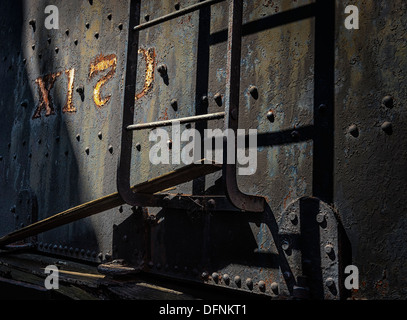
[[62, 68, 76, 113], [89, 54, 117, 108], [32, 71, 62, 119], [135, 48, 155, 101]]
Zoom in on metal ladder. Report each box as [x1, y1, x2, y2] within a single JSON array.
[[117, 0, 265, 213]]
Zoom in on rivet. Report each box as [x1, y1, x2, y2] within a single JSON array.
[[144, 14, 150, 21], [55, 136, 60, 142], [258, 280, 266, 291], [80, 248, 85, 255], [207, 198, 216, 209], [270, 282, 279, 293], [85, 147, 89, 155], [108, 145, 113, 154], [74, 39, 78, 46], [382, 96, 394, 109], [135, 143, 141, 151], [64, 150, 69, 156], [55, 47, 59, 54], [7, 142, 11, 148], [107, 13, 112, 20], [174, 265, 179, 272], [201, 272, 208, 279], [324, 244, 334, 255], [157, 64, 167, 76], [59, 245, 63, 251], [249, 85, 258, 99], [10, 206, 16, 213], [76, 134, 80, 141], [47, 37, 51, 45], [64, 246, 68, 251], [75, 248, 79, 254], [234, 275, 241, 286], [85, 250, 90, 256], [325, 277, 335, 288], [175, 2, 180, 10], [156, 263, 162, 270], [281, 240, 290, 251], [92, 251, 96, 257], [170, 99, 178, 110], [316, 213, 326, 224], [44, 152, 48, 158], [0, 156, 2, 161], [69, 247, 74, 253], [246, 278, 253, 289], [94, 32, 99, 39], [167, 139, 172, 149], [98, 131, 103, 140], [29, 19, 36, 30], [201, 95, 208, 104], [38, 54, 42, 59], [211, 272, 219, 282], [65, 29, 69, 36], [348, 124, 359, 137], [214, 93, 222, 106], [148, 261, 154, 268], [22, 58, 26, 64], [318, 103, 327, 113], [97, 252, 103, 260], [39, 242, 43, 248], [118, 23, 123, 30], [13, 154, 16, 160], [288, 212, 297, 222], [223, 274, 230, 284], [86, 22, 90, 29], [291, 130, 299, 140], [381, 121, 393, 135], [122, 235, 128, 242], [118, 206, 123, 213], [266, 110, 274, 122]]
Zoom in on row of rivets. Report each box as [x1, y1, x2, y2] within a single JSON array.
[[37, 242, 108, 260]]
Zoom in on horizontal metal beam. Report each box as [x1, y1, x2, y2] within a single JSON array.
[[126, 112, 225, 131], [133, 0, 226, 31]]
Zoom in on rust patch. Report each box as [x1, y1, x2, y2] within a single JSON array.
[[135, 48, 155, 101], [32, 71, 62, 119], [62, 68, 76, 113], [88, 53, 117, 108]]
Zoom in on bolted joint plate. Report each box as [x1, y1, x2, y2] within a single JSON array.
[[278, 197, 343, 300]]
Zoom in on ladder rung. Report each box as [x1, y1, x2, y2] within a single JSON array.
[[126, 112, 225, 131], [133, 0, 226, 32]]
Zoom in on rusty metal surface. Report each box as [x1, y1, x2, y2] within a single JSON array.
[[0, 0, 406, 300]]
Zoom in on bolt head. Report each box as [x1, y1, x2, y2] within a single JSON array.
[[281, 240, 290, 251], [381, 121, 393, 134], [316, 213, 326, 223], [258, 280, 266, 291], [157, 64, 167, 75], [222, 274, 230, 284], [348, 124, 359, 137], [288, 212, 297, 222], [270, 282, 279, 292], [325, 244, 334, 254], [266, 110, 274, 122], [382, 95, 394, 108], [325, 277, 335, 288]]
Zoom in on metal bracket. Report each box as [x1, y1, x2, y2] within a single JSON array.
[[278, 197, 344, 299]]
